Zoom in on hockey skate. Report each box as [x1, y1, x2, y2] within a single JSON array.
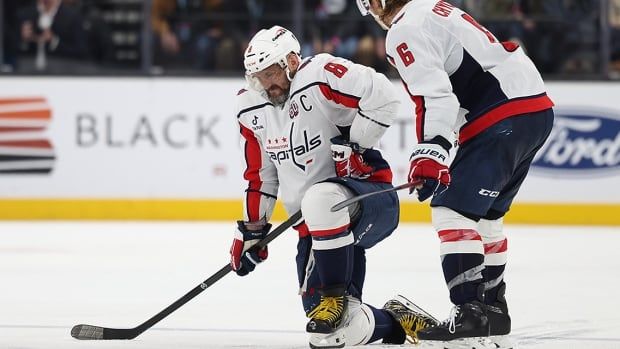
[[484, 303, 513, 348], [487, 284, 511, 336], [417, 301, 490, 346], [306, 288, 348, 349], [383, 295, 440, 344]]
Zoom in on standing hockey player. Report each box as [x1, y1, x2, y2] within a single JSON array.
[[357, 0, 555, 346], [230, 26, 437, 348]]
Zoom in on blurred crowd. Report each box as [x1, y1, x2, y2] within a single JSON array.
[[2, 0, 620, 78]]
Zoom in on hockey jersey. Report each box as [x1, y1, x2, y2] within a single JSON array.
[[236, 53, 399, 222], [385, 0, 554, 145]]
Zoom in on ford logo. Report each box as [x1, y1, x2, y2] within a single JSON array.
[[532, 108, 620, 176]]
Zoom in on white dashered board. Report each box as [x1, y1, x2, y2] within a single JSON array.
[[0, 78, 617, 203]]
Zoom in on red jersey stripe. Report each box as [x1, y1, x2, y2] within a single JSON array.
[[294, 221, 310, 238], [318, 84, 360, 108], [239, 123, 263, 222], [412, 95, 426, 142], [459, 94, 554, 144]]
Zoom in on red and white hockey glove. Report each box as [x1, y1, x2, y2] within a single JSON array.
[[331, 137, 374, 179], [409, 142, 451, 202], [229, 221, 272, 276]]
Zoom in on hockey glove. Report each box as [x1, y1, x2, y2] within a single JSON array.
[[230, 221, 272, 276], [408, 140, 451, 202], [331, 137, 374, 179]]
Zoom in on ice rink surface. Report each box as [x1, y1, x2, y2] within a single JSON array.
[[1, 221, 619, 349]]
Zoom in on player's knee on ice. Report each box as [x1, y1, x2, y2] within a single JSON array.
[[344, 296, 375, 345]]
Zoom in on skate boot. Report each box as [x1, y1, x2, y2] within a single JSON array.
[[382, 295, 440, 343], [306, 287, 348, 349], [487, 284, 511, 336], [417, 301, 490, 342]]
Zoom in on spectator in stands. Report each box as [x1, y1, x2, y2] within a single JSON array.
[[558, 0, 599, 74], [611, 0, 620, 75], [151, 0, 248, 71], [513, 0, 566, 74], [468, 0, 526, 44], [17, 0, 88, 72], [303, 0, 389, 73], [520, 0, 599, 75], [2, 0, 20, 71], [246, 0, 293, 30]]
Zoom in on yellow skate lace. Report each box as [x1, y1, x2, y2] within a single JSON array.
[[308, 296, 344, 324], [400, 313, 433, 344]]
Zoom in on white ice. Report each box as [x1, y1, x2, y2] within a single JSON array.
[[1, 221, 619, 349]]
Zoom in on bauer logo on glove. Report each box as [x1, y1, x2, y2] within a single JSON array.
[[408, 142, 451, 202]]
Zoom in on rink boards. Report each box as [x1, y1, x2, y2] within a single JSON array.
[[0, 78, 617, 225]]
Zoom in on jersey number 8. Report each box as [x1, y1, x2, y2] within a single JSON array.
[[324, 62, 349, 78]]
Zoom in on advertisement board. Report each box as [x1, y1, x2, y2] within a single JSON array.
[[0, 78, 617, 224]]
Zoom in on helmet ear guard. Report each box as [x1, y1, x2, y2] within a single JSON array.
[[355, 0, 390, 30], [356, 0, 386, 16]]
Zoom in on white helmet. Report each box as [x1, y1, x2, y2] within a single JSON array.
[[356, 0, 390, 30], [244, 26, 301, 76]]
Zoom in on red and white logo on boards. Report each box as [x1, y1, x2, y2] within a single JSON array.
[[0, 97, 55, 174]]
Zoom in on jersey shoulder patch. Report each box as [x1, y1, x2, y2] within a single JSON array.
[[236, 89, 272, 120]]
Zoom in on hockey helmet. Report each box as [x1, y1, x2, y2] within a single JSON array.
[[356, 0, 390, 30], [244, 26, 301, 76], [356, 0, 386, 16]]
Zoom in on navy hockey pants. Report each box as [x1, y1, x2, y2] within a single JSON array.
[[296, 177, 399, 314], [431, 108, 555, 219]]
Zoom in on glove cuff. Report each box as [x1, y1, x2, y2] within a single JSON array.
[[330, 135, 365, 153], [236, 221, 271, 240], [422, 135, 452, 152], [409, 143, 449, 165]]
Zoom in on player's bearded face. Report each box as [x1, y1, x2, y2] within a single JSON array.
[[253, 64, 291, 106]]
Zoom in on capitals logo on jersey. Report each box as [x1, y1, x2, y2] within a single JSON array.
[[289, 101, 300, 119], [265, 122, 322, 171]]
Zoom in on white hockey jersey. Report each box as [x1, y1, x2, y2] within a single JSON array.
[[385, 0, 554, 145], [236, 53, 399, 222]]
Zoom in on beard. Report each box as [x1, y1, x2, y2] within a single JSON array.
[[266, 85, 289, 107]]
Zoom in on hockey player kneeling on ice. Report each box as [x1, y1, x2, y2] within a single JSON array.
[[229, 25, 437, 348]]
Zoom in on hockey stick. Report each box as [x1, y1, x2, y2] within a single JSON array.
[[330, 182, 416, 212], [71, 210, 302, 340]]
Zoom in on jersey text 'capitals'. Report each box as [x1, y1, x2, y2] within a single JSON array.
[[266, 123, 322, 171]]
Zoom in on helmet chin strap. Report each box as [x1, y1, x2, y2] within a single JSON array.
[[370, 11, 390, 30]]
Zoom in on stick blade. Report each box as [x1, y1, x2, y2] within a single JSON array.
[[71, 324, 104, 340], [71, 324, 138, 340]]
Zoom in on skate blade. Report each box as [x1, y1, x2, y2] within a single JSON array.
[[308, 330, 345, 349], [420, 335, 515, 349]]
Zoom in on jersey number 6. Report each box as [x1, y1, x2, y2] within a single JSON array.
[[396, 43, 415, 67]]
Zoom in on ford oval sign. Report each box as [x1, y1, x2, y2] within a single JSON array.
[[532, 107, 620, 176]]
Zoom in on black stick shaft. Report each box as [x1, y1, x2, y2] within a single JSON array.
[[330, 182, 415, 212], [72, 210, 302, 340]]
